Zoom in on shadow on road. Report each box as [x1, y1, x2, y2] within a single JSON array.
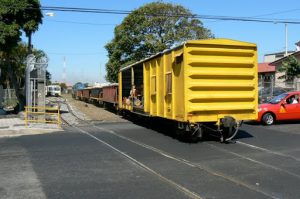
[[120, 114, 255, 144], [244, 120, 300, 126], [233, 130, 253, 140]]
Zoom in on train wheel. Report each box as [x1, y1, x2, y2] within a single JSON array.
[[221, 124, 239, 142]]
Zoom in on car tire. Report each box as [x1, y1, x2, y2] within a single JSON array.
[[262, 113, 275, 125]]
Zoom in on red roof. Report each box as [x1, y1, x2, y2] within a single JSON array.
[[258, 63, 275, 73]]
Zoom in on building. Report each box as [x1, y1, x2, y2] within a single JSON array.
[[258, 63, 276, 88], [270, 41, 300, 90], [264, 51, 294, 63]]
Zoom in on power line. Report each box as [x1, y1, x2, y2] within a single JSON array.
[[39, 6, 300, 24], [254, 8, 300, 18], [47, 51, 106, 55], [45, 19, 116, 26], [205, 8, 300, 24]]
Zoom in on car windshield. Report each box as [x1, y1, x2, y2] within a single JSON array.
[[269, 93, 288, 104], [54, 87, 60, 91]]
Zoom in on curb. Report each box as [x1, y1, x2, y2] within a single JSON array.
[[0, 128, 63, 138]]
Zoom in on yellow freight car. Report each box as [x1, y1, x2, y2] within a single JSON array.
[[118, 39, 258, 142]]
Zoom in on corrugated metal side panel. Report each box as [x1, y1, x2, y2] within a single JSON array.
[[156, 57, 164, 117], [163, 52, 173, 119], [76, 90, 81, 98], [172, 48, 185, 121], [103, 86, 118, 104], [90, 88, 102, 98], [150, 59, 157, 115], [184, 39, 258, 122], [144, 62, 150, 113], [118, 72, 123, 108], [82, 89, 91, 100]]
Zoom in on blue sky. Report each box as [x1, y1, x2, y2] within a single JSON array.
[[27, 0, 300, 85]]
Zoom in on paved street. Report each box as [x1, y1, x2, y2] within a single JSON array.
[[1, 121, 300, 199]]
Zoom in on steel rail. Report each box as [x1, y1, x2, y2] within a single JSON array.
[[61, 97, 293, 198], [60, 100, 203, 198], [93, 126, 279, 199]]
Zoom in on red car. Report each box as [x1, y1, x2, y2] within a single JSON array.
[[257, 91, 300, 125]]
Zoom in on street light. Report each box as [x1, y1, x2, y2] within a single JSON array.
[[27, 12, 55, 54], [45, 12, 54, 17]]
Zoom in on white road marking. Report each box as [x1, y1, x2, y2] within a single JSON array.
[[205, 143, 300, 179], [236, 141, 300, 162]]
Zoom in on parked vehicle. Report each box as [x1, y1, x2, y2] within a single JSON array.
[[259, 87, 293, 104], [118, 39, 258, 141], [257, 91, 300, 125], [47, 85, 61, 97]]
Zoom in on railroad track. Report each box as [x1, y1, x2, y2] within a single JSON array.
[[58, 98, 300, 199]]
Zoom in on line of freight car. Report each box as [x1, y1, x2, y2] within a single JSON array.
[[74, 83, 118, 108], [118, 39, 258, 142]]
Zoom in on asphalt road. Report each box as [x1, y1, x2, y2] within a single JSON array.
[[0, 121, 300, 199]]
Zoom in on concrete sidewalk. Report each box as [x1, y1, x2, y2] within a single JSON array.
[[0, 117, 62, 138], [0, 118, 25, 130]]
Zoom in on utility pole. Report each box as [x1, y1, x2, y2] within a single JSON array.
[[99, 62, 101, 83], [285, 23, 288, 56], [63, 56, 66, 83]]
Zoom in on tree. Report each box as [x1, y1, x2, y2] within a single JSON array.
[[105, 1, 214, 82], [59, 82, 68, 90], [46, 71, 52, 85], [278, 56, 300, 83], [0, 0, 43, 111], [0, 43, 49, 110], [0, 0, 43, 52]]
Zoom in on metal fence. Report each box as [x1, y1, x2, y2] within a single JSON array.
[[0, 88, 18, 111], [258, 77, 300, 103], [24, 106, 61, 128]]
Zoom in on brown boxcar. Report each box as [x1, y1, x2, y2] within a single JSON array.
[[76, 90, 83, 100], [82, 88, 92, 102], [90, 87, 103, 104], [102, 83, 118, 107]]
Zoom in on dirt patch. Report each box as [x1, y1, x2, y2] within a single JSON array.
[[63, 94, 126, 123]]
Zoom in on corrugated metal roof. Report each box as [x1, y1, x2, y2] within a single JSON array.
[[119, 39, 257, 72], [258, 62, 275, 73]]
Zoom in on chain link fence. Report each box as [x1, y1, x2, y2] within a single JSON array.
[[0, 88, 18, 111], [258, 77, 299, 104], [0, 85, 3, 108]]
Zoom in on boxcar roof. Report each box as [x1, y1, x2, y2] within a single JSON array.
[[119, 39, 256, 72], [102, 83, 118, 88], [120, 43, 184, 72]]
